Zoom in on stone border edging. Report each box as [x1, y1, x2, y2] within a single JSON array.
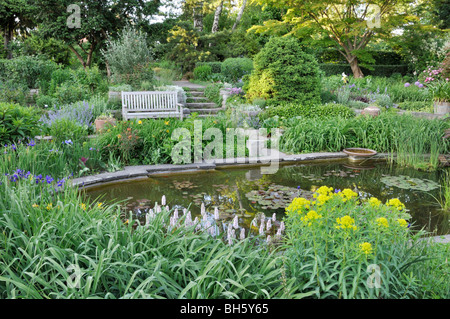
[[72, 151, 449, 244], [72, 151, 391, 188]]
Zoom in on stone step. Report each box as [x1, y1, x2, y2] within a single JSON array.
[[188, 91, 206, 97], [188, 108, 222, 115], [186, 96, 209, 102], [183, 86, 205, 91], [186, 102, 219, 109]]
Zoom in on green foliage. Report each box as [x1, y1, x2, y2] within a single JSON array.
[[280, 113, 449, 170], [221, 57, 253, 83], [166, 24, 211, 73], [193, 64, 212, 81], [262, 103, 355, 120], [397, 101, 433, 112], [0, 81, 28, 104], [0, 178, 286, 299], [46, 118, 88, 144], [283, 188, 433, 298], [45, 66, 108, 104], [320, 64, 409, 77], [0, 56, 58, 91], [35, 94, 57, 108], [0, 103, 42, 144], [0, 138, 104, 179], [196, 61, 222, 74], [102, 27, 155, 87], [247, 37, 321, 105], [96, 116, 244, 166], [427, 80, 450, 102], [204, 82, 224, 105]]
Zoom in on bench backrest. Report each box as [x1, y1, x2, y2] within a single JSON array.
[[122, 91, 178, 111]]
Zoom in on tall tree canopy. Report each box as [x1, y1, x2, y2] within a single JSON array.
[[0, 0, 36, 59], [251, 0, 423, 78], [32, 0, 161, 68]]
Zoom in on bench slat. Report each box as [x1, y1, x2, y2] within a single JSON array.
[[122, 91, 183, 121]]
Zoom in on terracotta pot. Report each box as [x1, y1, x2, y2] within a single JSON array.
[[343, 148, 377, 162], [95, 118, 116, 132]]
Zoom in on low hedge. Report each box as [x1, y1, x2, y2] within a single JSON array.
[[196, 61, 223, 74], [261, 103, 356, 120], [320, 63, 409, 77]]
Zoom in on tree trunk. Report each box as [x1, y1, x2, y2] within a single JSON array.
[[232, 0, 247, 31], [347, 54, 364, 78], [68, 45, 87, 68], [211, 1, 224, 33], [193, 1, 204, 32], [3, 24, 14, 59]]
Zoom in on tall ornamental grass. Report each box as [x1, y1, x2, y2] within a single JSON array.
[[1, 138, 104, 179], [0, 176, 288, 299], [280, 113, 449, 170]]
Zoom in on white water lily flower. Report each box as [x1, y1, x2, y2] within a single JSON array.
[[233, 216, 239, 229], [214, 207, 219, 220], [259, 223, 265, 235], [240, 228, 246, 240], [201, 203, 206, 216]]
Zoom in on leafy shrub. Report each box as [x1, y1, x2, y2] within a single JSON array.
[[261, 103, 355, 120], [109, 84, 133, 92], [397, 101, 433, 111], [283, 187, 429, 298], [46, 118, 89, 144], [0, 81, 28, 104], [0, 56, 58, 91], [221, 57, 253, 83], [204, 82, 224, 105], [196, 61, 222, 74], [35, 94, 58, 108], [102, 27, 154, 87], [52, 82, 90, 105], [247, 37, 322, 105], [0, 103, 42, 144], [193, 64, 212, 81], [46, 66, 108, 104]]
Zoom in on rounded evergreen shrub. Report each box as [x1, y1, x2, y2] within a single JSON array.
[[246, 37, 322, 105], [221, 57, 253, 83]]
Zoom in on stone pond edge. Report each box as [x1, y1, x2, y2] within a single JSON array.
[[71, 152, 450, 244]]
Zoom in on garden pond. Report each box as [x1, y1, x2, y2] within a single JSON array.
[[85, 159, 450, 236]]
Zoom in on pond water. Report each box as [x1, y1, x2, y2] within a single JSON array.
[[84, 159, 450, 236]]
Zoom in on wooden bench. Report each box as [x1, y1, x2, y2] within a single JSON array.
[[122, 91, 184, 121]]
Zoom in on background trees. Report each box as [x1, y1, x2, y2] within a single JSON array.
[[251, 0, 429, 78], [32, 0, 161, 69]]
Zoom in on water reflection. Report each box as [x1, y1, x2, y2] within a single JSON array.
[[85, 159, 449, 235]]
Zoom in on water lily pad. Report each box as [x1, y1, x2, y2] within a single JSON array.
[[380, 175, 440, 192]]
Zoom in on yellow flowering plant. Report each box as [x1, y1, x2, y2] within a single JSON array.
[[282, 185, 423, 298]]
